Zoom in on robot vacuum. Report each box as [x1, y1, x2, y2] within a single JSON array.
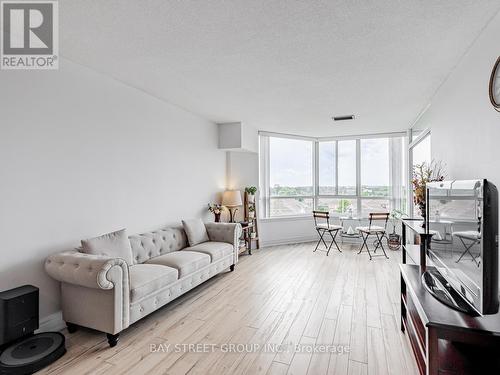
[[0, 332, 66, 375]]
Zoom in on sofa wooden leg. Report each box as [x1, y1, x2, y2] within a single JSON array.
[[230, 264, 235, 272], [107, 333, 119, 347], [66, 322, 78, 334]]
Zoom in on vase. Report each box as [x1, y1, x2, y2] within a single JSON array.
[[214, 213, 221, 223], [418, 203, 426, 228]]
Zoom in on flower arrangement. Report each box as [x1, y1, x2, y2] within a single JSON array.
[[208, 203, 223, 222], [412, 160, 445, 223], [208, 203, 223, 214]]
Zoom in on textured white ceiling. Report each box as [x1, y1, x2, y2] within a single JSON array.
[[61, 0, 500, 136]]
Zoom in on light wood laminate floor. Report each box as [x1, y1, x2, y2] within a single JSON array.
[[39, 242, 419, 375]]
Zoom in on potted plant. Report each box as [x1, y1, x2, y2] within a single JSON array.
[[248, 205, 255, 219], [388, 209, 404, 250], [245, 186, 257, 203], [412, 160, 445, 227], [207, 203, 223, 222], [250, 230, 257, 239]]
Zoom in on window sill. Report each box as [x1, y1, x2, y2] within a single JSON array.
[[260, 215, 313, 223]]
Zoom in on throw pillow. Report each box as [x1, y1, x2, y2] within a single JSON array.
[[81, 228, 134, 265], [182, 219, 210, 247]]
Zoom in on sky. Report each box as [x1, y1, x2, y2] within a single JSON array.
[[269, 137, 394, 187], [270, 138, 313, 187]]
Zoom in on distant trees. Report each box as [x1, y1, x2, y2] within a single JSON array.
[[337, 199, 351, 213], [270, 185, 312, 196], [271, 184, 389, 215]]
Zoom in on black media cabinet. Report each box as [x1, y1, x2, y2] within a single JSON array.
[[400, 219, 500, 375]]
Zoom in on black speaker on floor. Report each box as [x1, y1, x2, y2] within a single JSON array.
[[0, 285, 66, 374], [0, 286, 39, 346]]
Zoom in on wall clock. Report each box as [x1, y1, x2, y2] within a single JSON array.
[[489, 56, 500, 111]]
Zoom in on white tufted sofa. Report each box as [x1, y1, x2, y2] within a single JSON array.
[[45, 222, 241, 347]]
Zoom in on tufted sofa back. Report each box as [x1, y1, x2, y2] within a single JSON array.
[[129, 226, 188, 264]]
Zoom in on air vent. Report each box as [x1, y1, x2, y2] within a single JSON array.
[[332, 115, 355, 121]]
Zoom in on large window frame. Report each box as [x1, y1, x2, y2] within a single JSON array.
[[260, 131, 408, 219], [260, 133, 317, 218]]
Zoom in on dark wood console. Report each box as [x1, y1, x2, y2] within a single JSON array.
[[401, 218, 432, 269], [400, 219, 500, 375]]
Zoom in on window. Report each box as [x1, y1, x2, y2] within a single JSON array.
[[318, 140, 357, 196], [270, 198, 314, 217], [361, 199, 390, 215], [359, 137, 405, 215], [391, 136, 408, 214], [338, 140, 357, 195], [268, 137, 313, 216], [318, 142, 335, 195], [269, 137, 313, 196], [317, 198, 357, 216], [260, 133, 407, 218], [361, 138, 390, 197]]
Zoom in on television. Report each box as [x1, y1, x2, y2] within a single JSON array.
[[424, 179, 498, 315]]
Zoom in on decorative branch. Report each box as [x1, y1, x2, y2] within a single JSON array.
[[412, 160, 446, 207]]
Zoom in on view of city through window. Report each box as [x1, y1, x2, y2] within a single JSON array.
[[269, 137, 313, 216], [262, 135, 406, 217]]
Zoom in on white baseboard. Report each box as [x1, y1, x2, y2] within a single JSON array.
[[260, 235, 317, 248], [37, 310, 65, 333]]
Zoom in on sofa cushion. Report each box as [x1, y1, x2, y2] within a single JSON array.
[[129, 227, 188, 264], [184, 242, 233, 262], [182, 219, 209, 247], [145, 251, 210, 278], [129, 264, 178, 303], [81, 229, 134, 266]]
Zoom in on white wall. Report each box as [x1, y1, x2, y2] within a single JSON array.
[[218, 123, 258, 153], [413, 11, 500, 199], [0, 60, 226, 322], [412, 11, 500, 286], [226, 151, 259, 223], [259, 217, 317, 247]]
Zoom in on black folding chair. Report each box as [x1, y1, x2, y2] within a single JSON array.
[[313, 211, 343, 256], [356, 212, 390, 260]]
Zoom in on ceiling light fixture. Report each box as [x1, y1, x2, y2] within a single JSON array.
[[332, 115, 356, 121]]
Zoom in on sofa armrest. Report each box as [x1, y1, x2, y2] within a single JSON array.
[[45, 250, 129, 290], [205, 222, 242, 263]]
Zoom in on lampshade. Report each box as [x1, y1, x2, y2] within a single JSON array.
[[222, 190, 242, 207]]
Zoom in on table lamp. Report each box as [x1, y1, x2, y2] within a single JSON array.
[[222, 190, 242, 223]]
